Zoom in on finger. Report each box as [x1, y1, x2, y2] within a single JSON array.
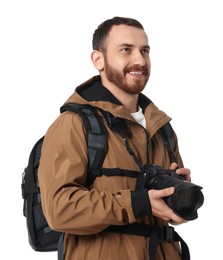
[[169, 162, 178, 171], [150, 187, 175, 199], [176, 168, 191, 181], [176, 168, 190, 175], [169, 212, 187, 224], [169, 217, 187, 225]]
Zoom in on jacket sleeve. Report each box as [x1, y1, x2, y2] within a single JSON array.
[[38, 111, 138, 235]]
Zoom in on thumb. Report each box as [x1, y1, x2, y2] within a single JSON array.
[[162, 187, 175, 197], [152, 187, 175, 199]]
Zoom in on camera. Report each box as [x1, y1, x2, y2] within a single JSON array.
[[143, 164, 204, 221]]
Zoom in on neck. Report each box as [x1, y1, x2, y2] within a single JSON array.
[[119, 94, 138, 113], [101, 79, 139, 113]]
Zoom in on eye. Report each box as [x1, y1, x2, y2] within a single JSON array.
[[141, 48, 150, 55], [121, 47, 131, 53]]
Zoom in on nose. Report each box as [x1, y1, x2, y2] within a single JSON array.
[[132, 50, 147, 66]]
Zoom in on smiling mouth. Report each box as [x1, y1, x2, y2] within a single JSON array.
[[127, 71, 146, 79], [129, 71, 144, 75]]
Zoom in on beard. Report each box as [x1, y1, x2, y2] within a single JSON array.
[[104, 57, 150, 95]]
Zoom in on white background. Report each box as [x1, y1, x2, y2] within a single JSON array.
[[0, 0, 222, 259]]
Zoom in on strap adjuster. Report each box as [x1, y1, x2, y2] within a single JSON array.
[[159, 226, 175, 242]]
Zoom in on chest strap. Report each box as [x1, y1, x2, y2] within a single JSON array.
[[90, 168, 140, 177], [104, 223, 190, 260]]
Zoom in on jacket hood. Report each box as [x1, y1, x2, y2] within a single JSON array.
[[64, 76, 171, 138]]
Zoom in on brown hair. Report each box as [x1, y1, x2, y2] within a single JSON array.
[[92, 16, 144, 52]]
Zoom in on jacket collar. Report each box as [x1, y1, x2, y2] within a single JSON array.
[[76, 75, 153, 111]]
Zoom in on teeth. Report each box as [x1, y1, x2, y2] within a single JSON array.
[[130, 71, 143, 75]]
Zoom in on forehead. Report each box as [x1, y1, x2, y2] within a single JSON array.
[[106, 24, 149, 48]]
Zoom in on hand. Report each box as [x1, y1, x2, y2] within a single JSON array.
[[170, 162, 191, 182], [148, 187, 187, 224]]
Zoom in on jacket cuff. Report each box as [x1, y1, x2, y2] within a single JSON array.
[[131, 189, 151, 218]]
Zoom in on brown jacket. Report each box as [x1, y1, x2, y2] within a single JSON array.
[[38, 76, 184, 260]]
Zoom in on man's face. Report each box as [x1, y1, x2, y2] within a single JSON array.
[[102, 25, 151, 94]]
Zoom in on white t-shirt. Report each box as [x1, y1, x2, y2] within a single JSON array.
[[131, 107, 146, 128]]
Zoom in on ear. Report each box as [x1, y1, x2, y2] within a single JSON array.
[[91, 50, 104, 71]]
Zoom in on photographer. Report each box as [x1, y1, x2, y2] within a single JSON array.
[[38, 16, 194, 260]]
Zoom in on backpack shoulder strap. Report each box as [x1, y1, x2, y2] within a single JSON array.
[[60, 102, 108, 186], [57, 103, 108, 260], [159, 122, 177, 164]]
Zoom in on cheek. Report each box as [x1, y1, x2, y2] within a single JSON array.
[[147, 58, 151, 70], [111, 59, 125, 70], [106, 53, 127, 69], [148, 59, 151, 68]]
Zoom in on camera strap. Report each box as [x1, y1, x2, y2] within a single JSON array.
[[123, 137, 146, 191]]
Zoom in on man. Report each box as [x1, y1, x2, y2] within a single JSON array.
[[38, 16, 191, 260]]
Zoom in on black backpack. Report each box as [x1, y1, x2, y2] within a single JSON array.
[[21, 102, 176, 254], [21, 103, 108, 252]]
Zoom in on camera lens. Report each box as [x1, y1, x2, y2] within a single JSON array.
[[168, 184, 204, 220], [175, 187, 195, 210]]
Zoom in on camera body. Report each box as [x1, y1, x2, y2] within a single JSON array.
[[144, 164, 204, 220]]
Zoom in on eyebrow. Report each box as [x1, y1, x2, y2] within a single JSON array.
[[118, 43, 150, 50]]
